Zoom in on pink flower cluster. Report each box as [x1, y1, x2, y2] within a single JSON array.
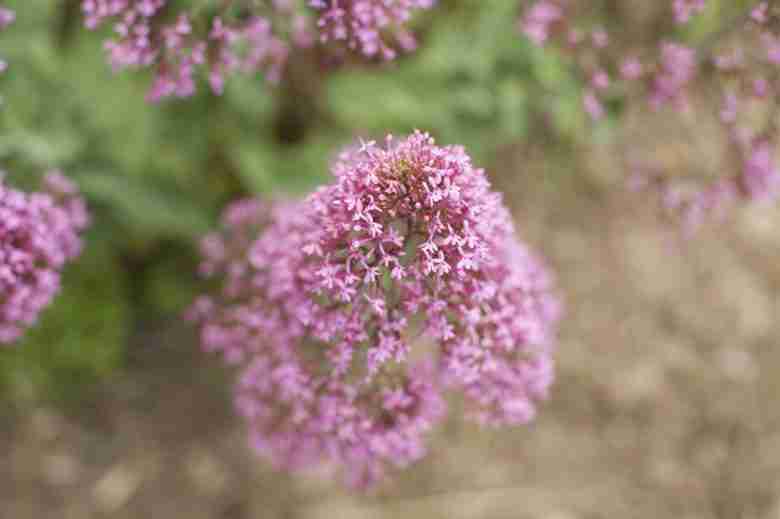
[[519, 0, 562, 46], [520, 1, 699, 119], [0, 172, 89, 344], [521, 0, 780, 233], [650, 42, 697, 111], [310, 0, 435, 59], [740, 139, 780, 202], [190, 131, 561, 488], [0, 6, 14, 74], [82, 0, 293, 101], [82, 0, 435, 99], [672, 0, 707, 24]]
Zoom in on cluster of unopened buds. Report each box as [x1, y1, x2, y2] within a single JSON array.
[[0, 6, 14, 74], [0, 172, 89, 344], [189, 131, 561, 488], [521, 0, 780, 234], [80, 0, 436, 101]]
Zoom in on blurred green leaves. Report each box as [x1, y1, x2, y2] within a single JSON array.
[[79, 173, 210, 240], [326, 0, 580, 161]]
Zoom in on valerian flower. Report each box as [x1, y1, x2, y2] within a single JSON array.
[[309, 0, 436, 59], [82, 0, 435, 100], [0, 172, 89, 344], [672, 0, 707, 24], [190, 131, 561, 488], [82, 0, 292, 101]]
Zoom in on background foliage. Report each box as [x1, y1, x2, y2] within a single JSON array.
[[0, 0, 582, 402], [0, 0, 742, 402]]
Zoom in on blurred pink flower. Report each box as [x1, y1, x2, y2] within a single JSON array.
[[0, 172, 89, 344]]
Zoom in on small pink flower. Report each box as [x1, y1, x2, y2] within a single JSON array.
[[584, 90, 605, 120], [0, 7, 13, 29], [0, 7, 15, 74], [520, 1, 563, 46], [650, 42, 697, 110], [720, 93, 738, 124], [620, 57, 643, 80], [740, 139, 780, 202], [673, 0, 707, 24], [309, 0, 435, 59], [591, 70, 610, 90], [751, 2, 769, 24], [753, 77, 770, 98], [591, 28, 608, 48]]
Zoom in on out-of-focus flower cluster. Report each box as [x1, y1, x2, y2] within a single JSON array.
[[309, 0, 434, 60], [0, 6, 14, 74], [520, 0, 780, 234], [189, 131, 561, 488], [81, 0, 296, 101], [519, 0, 703, 120], [672, 0, 707, 24], [82, 0, 434, 101], [0, 172, 89, 344]]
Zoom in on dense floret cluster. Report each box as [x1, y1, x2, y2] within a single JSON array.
[[190, 131, 561, 488], [0, 172, 89, 344]]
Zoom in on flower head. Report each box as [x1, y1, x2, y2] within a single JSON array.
[[82, 1, 291, 101], [740, 139, 780, 202], [310, 0, 435, 59], [191, 132, 561, 487], [651, 42, 697, 110], [0, 172, 89, 344], [673, 0, 707, 24], [520, 0, 563, 46]]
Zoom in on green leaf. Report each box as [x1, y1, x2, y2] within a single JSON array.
[[79, 173, 210, 239]]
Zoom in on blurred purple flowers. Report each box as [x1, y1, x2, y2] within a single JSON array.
[[741, 139, 780, 202], [672, 0, 707, 24], [81, 0, 292, 101], [520, 0, 561, 46], [650, 42, 697, 111], [81, 0, 434, 101], [310, 0, 435, 59], [0, 172, 89, 344], [190, 131, 561, 488], [0, 6, 14, 74], [521, 0, 780, 232]]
